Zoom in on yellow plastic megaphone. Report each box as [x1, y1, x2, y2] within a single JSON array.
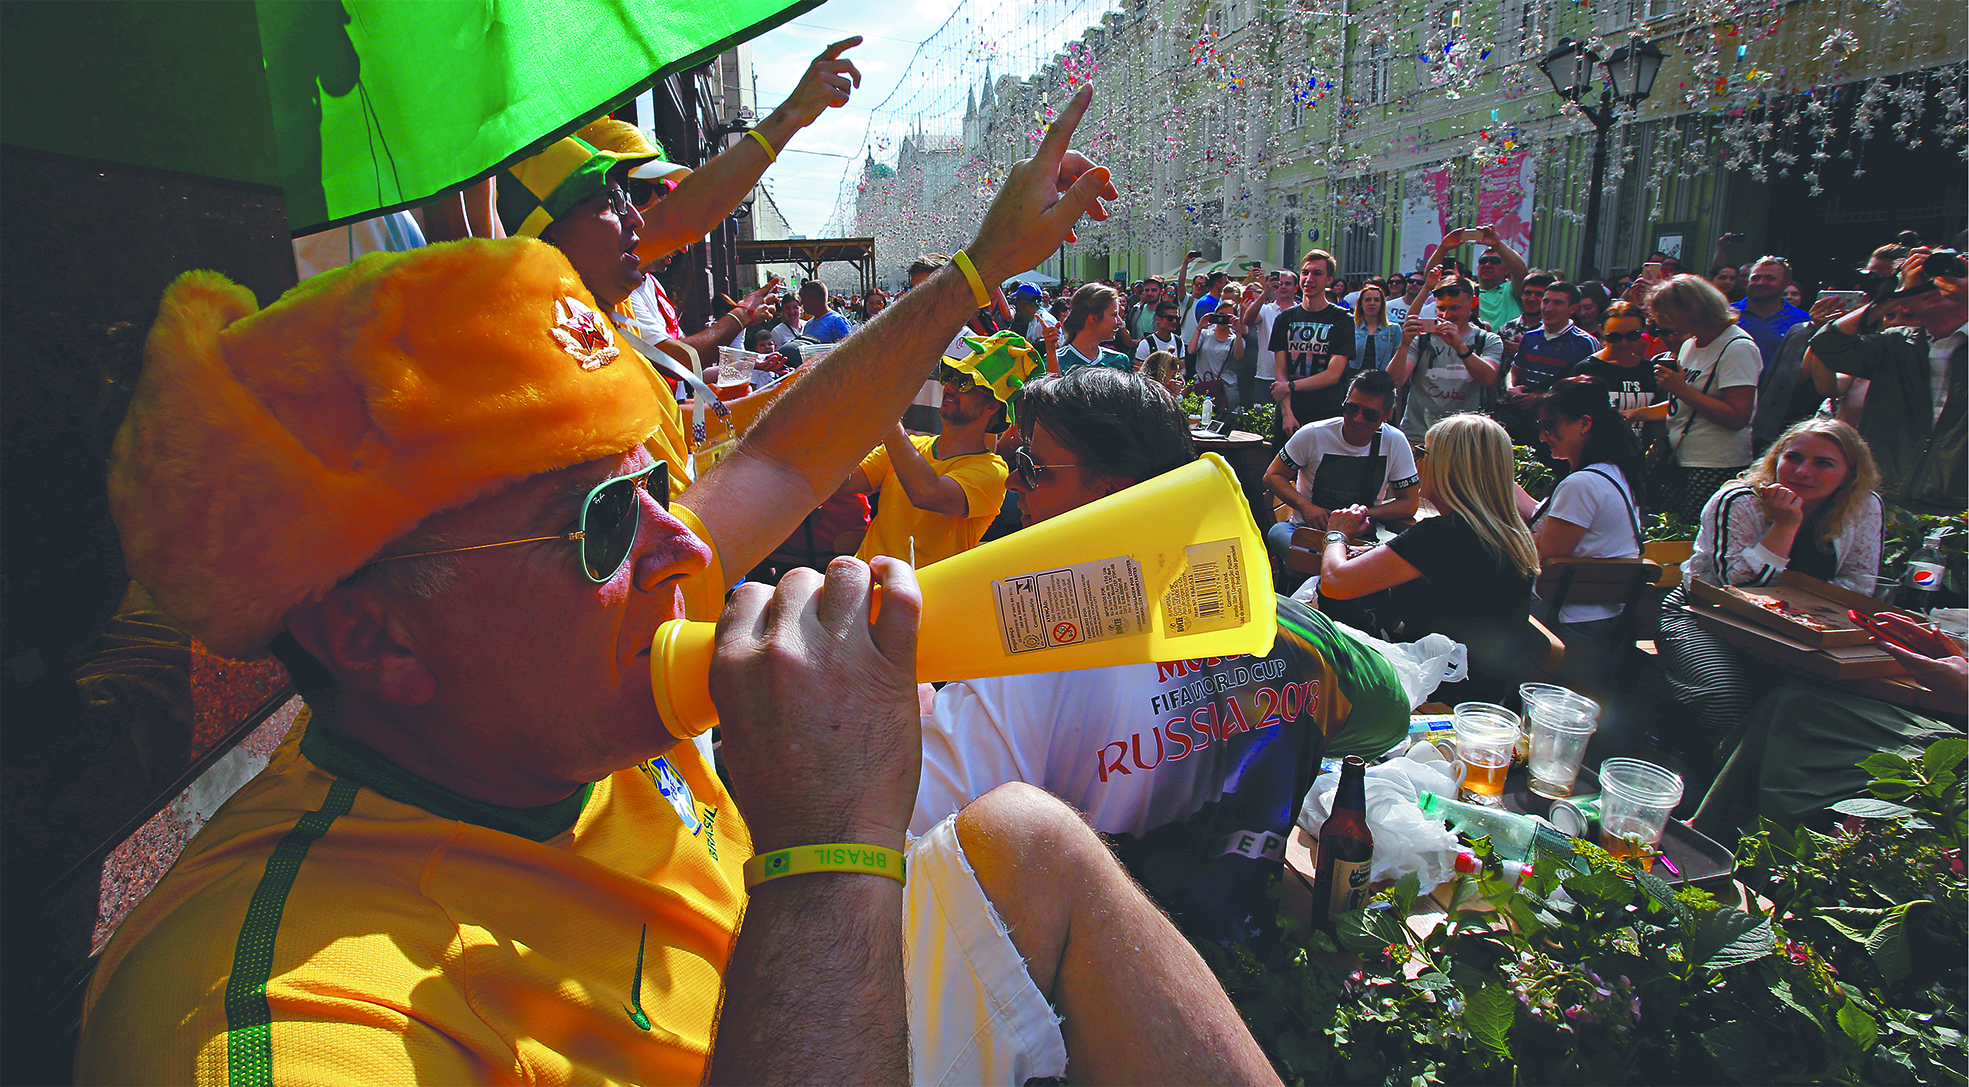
[[650, 452, 1276, 738]]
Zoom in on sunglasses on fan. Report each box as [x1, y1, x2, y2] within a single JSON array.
[[358, 462, 668, 584]]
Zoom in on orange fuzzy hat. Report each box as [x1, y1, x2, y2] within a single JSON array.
[[108, 237, 671, 660]]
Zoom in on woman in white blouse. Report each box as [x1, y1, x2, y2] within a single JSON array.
[[1658, 418, 1884, 752]]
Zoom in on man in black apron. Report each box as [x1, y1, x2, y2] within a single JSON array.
[[1263, 369, 1421, 562]]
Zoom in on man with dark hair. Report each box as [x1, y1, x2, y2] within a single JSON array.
[[835, 337, 1031, 568], [1810, 249, 1967, 514], [1264, 368, 1419, 553], [1135, 302, 1186, 367], [919, 366, 1410, 949], [798, 279, 852, 343], [1495, 270, 1559, 371], [1269, 249, 1355, 432], [1511, 280, 1601, 395], [1125, 277, 1165, 341]]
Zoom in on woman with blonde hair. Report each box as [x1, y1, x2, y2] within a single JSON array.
[[1140, 349, 1187, 398], [1658, 417, 1885, 752], [1647, 273, 1761, 522], [1320, 413, 1540, 698]]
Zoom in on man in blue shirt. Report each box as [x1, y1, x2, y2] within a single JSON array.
[[1511, 281, 1601, 392], [1734, 256, 1811, 376], [798, 279, 853, 343]]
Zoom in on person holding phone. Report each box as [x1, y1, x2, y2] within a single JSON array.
[[1187, 299, 1246, 411], [1656, 419, 1885, 758], [1647, 274, 1762, 522]]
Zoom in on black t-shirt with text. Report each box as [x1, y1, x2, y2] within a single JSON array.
[[1566, 356, 1661, 439], [1268, 303, 1356, 421]]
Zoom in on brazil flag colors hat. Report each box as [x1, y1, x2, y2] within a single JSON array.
[[943, 331, 1044, 423], [496, 134, 688, 239]]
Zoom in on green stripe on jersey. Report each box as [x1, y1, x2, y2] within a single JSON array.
[[223, 777, 361, 1087]]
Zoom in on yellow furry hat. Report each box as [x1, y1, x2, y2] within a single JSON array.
[[108, 237, 671, 660]]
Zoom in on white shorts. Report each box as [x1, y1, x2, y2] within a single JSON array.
[[905, 815, 1069, 1085]]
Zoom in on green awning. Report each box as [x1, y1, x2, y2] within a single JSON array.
[[3, 0, 818, 235]]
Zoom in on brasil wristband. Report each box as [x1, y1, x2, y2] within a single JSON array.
[[952, 251, 993, 309], [744, 843, 906, 888]]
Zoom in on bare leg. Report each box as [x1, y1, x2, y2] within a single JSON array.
[[956, 782, 1280, 1086]]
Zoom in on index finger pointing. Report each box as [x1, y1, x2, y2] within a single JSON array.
[[821, 35, 862, 60], [1035, 85, 1093, 166]]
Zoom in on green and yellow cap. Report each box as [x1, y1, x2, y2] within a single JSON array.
[[496, 135, 687, 239], [942, 331, 1044, 423]]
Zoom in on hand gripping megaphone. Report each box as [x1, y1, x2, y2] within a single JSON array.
[[651, 452, 1276, 739]]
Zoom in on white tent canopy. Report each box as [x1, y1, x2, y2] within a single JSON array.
[[1002, 268, 1061, 288]]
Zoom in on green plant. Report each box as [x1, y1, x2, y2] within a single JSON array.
[[1239, 401, 1278, 437], [1735, 735, 1968, 1085], [1201, 742, 1968, 1084], [1179, 390, 1206, 417], [1514, 444, 1556, 501], [1644, 511, 1696, 543]]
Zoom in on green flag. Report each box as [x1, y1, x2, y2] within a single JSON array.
[[4, 0, 818, 234]]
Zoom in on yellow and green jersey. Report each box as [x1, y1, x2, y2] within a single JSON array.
[[77, 711, 750, 1085]]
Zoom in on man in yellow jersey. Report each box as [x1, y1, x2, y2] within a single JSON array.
[[840, 334, 1040, 568], [76, 89, 1280, 1085]]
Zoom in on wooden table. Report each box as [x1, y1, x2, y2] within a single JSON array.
[[1190, 428, 1276, 534]]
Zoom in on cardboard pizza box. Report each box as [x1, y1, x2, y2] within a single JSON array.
[[1687, 571, 1917, 649]]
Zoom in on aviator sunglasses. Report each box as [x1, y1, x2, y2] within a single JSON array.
[[359, 462, 669, 583], [1009, 444, 1085, 489]]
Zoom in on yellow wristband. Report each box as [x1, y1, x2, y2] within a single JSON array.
[[744, 843, 906, 888], [746, 128, 778, 163], [952, 251, 992, 309]]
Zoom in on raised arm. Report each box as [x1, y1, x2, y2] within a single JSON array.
[[879, 423, 970, 515], [1472, 225, 1530, 309], [641, 40, 862, 258], [678, 87, 1115, 585]]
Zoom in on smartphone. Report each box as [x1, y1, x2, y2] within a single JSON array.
[[1820, 289, 1868, 310], [1643, 261, 1664, 283], [1849, 609, 1955, 656]]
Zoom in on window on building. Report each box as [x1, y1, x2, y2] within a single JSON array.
[[1353, 39, 1390, 105]]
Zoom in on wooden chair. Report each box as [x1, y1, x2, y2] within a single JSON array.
[[1535, 556, 1663, 690]]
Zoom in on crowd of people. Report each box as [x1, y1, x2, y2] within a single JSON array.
[[68, 28, 1966, 1084]]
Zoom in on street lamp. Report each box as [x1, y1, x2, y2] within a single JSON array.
[[1538, 36, 1663, 279]]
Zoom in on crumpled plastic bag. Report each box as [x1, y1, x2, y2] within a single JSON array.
[[1299, 746, 1462, 890], [1329, 618, 1468, 710]]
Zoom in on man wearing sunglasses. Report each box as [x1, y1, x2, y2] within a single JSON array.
[[835, 341, 1028, 569], [1389, 277, 1504, 450], [918, 367, 1410, 950], [1263, 368, 1419, 553], [81, 88, 1280, 1085]]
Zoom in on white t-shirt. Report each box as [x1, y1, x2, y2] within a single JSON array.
[[1250, 301, 1285, 363], [1536, 464, 1642, 624], [1278, 418, 1419, 523], [769, 321, 802, 351], [1666, 325, 1761, 468], [1385, 296, 1411, 325], [1134, 331, 1184, 363]]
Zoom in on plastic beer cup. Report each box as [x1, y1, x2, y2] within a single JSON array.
[[1524, 686, 1600, 799], [1596, 758, 1684, 872], [1451, 703, 1520, 806]]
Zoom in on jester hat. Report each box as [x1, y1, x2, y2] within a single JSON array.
[[942, 331, 1043, 423]]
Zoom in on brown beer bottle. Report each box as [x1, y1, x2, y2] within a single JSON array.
[[1309, 755, 1375, 930]]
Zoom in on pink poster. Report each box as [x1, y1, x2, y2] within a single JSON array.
[[1476, 153, 1535, 252], [1425, 167, 1453, 235]]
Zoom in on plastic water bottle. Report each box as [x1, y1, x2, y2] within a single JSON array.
[[1898, 528, 1948, 613]]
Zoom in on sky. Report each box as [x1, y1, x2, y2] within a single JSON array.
[[746, 0, 968, 237]]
